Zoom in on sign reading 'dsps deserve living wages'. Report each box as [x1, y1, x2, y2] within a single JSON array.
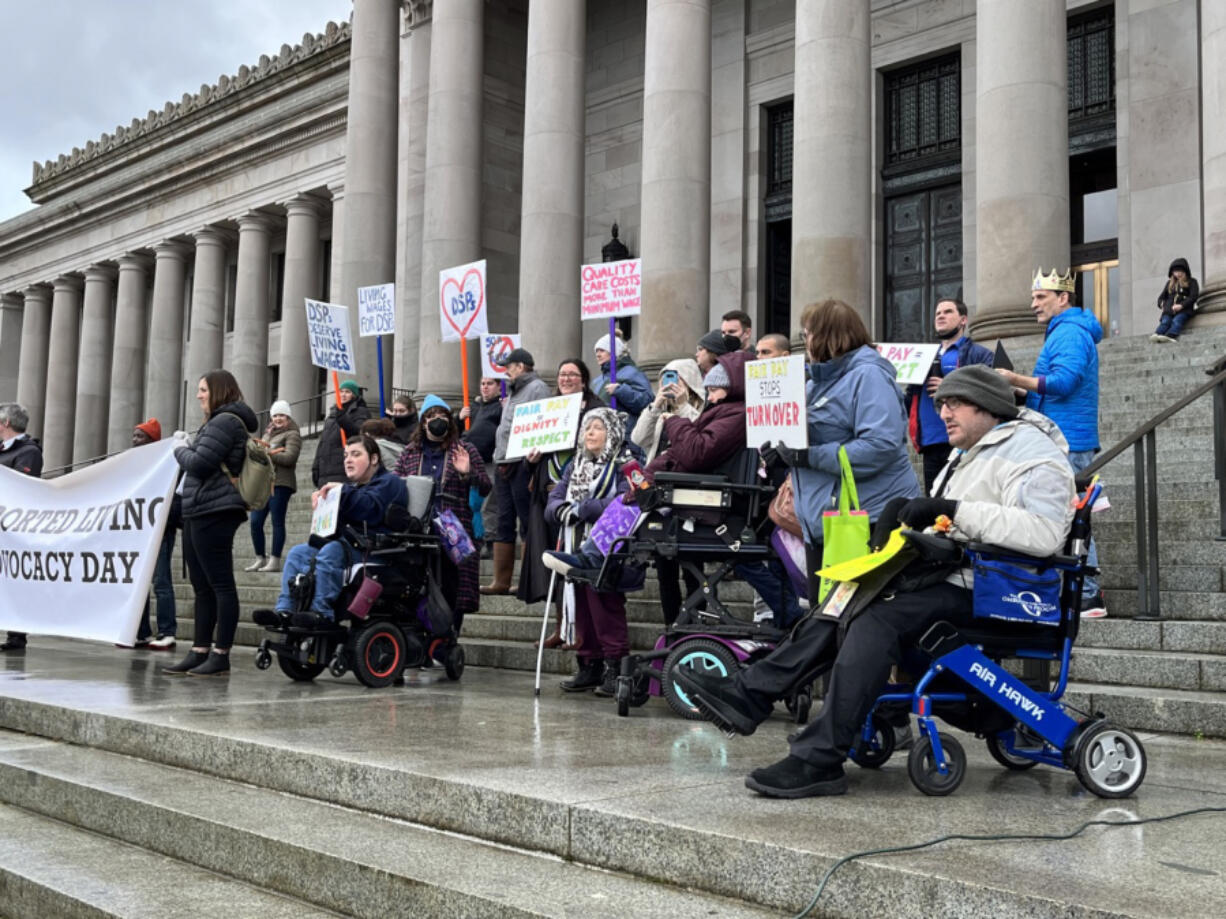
[[305, 299, 355, 372], [580, 259, 642, 319], [745, 355, 808, 450], [875, 343, 940, 386], [504, 393, 584, 460]]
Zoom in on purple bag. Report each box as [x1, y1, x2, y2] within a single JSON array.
[[432, 508, 476, 565], [587, 498, 642, 557]]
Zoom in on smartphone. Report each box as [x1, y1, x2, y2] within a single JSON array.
[[660, 369, 680, 389]]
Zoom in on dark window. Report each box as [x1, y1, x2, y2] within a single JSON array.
[[319, 240, 332, 303], [1067, 9, 1114, 121], [270, 252, 285, 323], [763, 101, 793, 333], [884, 55, 960, 166], [765, 102, 793, 223], [224, 264, 237, 333]]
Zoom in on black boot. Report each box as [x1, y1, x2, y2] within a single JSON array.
[[162, 650, 209, 675], [187, 651, 231, 677], [559, 658, 603, 692], [592, 659, 619, 697]]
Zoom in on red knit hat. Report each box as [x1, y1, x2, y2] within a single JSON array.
[[135, 418, 161, 442]]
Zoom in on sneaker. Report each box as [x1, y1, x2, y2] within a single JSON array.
[[244, 557, 268, 572], [746, 755, 848, 798], [672, 667, 768, 737], [187, 651, 231, 677], [162, 650, 209, 674], [147, 634, 177, 651], [1079, 591, 1108, 619], [116, 636, 152, 650]]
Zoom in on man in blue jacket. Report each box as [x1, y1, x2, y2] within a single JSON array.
[[997, 267, 1105, 617], [906, 298, 994, 494]]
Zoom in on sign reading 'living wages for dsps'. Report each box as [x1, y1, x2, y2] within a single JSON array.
[[876, 343, 940, 386], [305, 299, 355, 372], [357, 283, 395, 337], [744, 354, 808, 450], [580, 259, 642, 319], [504, 393, 584, 460]]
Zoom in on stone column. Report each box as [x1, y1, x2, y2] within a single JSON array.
[[279, 195, 322, 406], [42, 276, 84, 471], [517, 0, 585, 373], [417, 0, 483, 397], [790, 0, 871, 324], [145, 243, 189, 432], [232, 213, 273, 412], [339, 0, 400, 394], [108, 255, 150, 452], [185, 227, 229, 393], [1200, 1, 1226, 314], [639, 0, 711, 368], [16, 285, 52, 436], [972, 0, 1069, 338], [0, 294, 22, 403], [73, 266, 116, 464]]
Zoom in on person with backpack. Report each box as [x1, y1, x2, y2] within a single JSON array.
[[163, 369, 257, 678]]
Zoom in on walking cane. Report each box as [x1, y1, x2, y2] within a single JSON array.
[[533, 569, 559, 695]]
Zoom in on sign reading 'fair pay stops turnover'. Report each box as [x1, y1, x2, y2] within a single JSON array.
[[744, 354, 808, 450]]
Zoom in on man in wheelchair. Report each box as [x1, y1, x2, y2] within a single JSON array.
[[255, 434, 408, 629], [676, 365, 1077, 797]]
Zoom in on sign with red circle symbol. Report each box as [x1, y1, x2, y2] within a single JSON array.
[[481, 333, 521, 379]]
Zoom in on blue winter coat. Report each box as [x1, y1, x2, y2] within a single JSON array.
[[792, 345, 920, 545], [593, 358, 653, 438], [337, 466, 409, 534], [1026, 307, 1102, 453]]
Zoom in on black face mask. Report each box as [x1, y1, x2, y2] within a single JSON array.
[[426, 418, 450, 439], [392, 414, 414, 429]]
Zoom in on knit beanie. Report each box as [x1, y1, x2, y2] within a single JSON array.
[[697, 330, 738, 356], [934, 365, 1019, 420], [340, 380, 362, 397], [134, 418, 161, 442], [269, 399, 292, 419], [420, 393, 451, 416]]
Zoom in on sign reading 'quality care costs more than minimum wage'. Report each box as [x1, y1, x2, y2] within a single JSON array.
[[580, 259, 642, 320]]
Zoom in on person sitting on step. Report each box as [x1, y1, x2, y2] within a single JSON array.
[[254, 434, 407, 630]]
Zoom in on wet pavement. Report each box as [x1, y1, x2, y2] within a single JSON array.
[[1, 638, 1225, 916]]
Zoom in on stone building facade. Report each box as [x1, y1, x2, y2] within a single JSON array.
[[0, 0, 1220, 472]]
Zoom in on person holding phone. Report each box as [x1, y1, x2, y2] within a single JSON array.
[[630, 358, 704, 463]]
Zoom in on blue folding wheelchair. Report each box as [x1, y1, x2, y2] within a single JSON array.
[[848, 482, 1147, 798]]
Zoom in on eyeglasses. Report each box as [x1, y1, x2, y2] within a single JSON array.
[[937, 397, 966, 411]]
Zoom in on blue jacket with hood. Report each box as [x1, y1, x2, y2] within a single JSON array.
[[1026, 306, 1102, 453], [792, 345, 920, 545]]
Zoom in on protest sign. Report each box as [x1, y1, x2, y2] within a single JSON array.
[[875, 343, 940, 386], [305, 299, 355, 372], [481, 334, 521, 379], [504, 392, 584, 460], [0, 441, 179, 644], [311, 486, 342, 538], [439, 259, 488, 342], [745, 354, 808, 450], [357, 283, 395, 337], [580, 259, 642, 320]]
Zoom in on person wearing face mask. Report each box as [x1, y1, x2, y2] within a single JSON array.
[[312, 380, 372, 487], [386, 394, 418, 445], [243, 400, 302, 573], [254, 434, 407, 631], [395, 395, 490, 626]]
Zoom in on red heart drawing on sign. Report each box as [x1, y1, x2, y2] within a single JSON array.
[[440, 268, 485, 339]]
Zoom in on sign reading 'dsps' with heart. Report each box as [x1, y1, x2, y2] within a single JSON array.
[[439, 259, 488, 342]]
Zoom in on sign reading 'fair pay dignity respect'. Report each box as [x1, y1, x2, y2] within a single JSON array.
[[580, 259, 642, 320], [745, 355, 808, 450], [504, 393, 584, 460]]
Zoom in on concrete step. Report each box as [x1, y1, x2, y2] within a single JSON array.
[[1067, 681, 1226, 738], [0, 801, 339, 919], [1092, 589, 1226, 622], [1078, 617, 1226, 654], [1070, 646, 1226, 693], [0, 732, 773, 919], [1098, 565, 1223, 593]]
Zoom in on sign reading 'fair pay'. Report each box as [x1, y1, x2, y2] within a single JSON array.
[[504, 393, 584, 460], [745, 355, 808, 450], [875, 343, 940, 386]]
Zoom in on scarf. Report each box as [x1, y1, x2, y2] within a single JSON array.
[[565, 408, 628, 503]]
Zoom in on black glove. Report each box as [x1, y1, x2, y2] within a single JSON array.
[[760, 441, 810, 469], [869, 496, 911, 550], [897, 497, 958, 530]]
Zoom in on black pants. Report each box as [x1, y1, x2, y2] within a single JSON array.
[[736, 582, 973, 767], [183, 510, 245, 650], [921, 443, 952, 496], [656, 557, 702, 628], [493, 460, 532, 544]]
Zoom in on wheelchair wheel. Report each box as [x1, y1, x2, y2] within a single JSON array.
[[850, 714, 896, 770], [276, 655, 326, 682], [443, 643, 465, 681], [986, 731, 1040, 771], [785, 687, 812, 725], [350, 621, 406, 688], [908, 732, 966, 796], [661, 639, 740, 720], [1074, 722, 1146, 798], [615, 678, 631, 717]]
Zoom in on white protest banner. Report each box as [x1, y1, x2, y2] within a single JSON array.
[[745, 354, 808, 450], [305, 299, 355, 372], [0, 441, 179, 644], [311, 485, 342, 538], [876, 343, 940, 386], [480, 333, 521, 379], [439, 258, 488, 342], [504, 392, 584, 460], [357, 283, 395, 337], [580, 258, 642, 320]]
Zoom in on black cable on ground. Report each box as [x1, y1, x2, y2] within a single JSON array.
[[793, 805, 1226, 918]]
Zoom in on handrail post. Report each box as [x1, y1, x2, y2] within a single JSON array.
[[1133, 440, 1151, 619], [1135, 432, 1161, 621], [1216, 376, 1226, 539]]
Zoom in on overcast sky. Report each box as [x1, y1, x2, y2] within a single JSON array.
[[0, 0, 353, 222]]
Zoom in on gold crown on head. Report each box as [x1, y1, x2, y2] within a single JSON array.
[[1032, 267, 1075, 293]]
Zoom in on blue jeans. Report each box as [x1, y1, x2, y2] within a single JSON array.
[[736, 559, 803, 628], [138, 526, 178, 639], [250, 485, 294, 558], [275, 540, 355, 617], [1155, 311, 1190, 339], [1067, 449, 1101, 597]]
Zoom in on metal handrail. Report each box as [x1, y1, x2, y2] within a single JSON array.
[[1079, 355, 1226, 620]]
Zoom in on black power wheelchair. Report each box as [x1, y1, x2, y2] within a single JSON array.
[[254, 503, 465, 689]]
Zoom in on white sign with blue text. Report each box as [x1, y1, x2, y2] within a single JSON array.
[[305, 299, 355, 373], [357, 283, 395, 337]]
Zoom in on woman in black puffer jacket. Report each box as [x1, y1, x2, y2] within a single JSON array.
[[163, 369, 257, 677]]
